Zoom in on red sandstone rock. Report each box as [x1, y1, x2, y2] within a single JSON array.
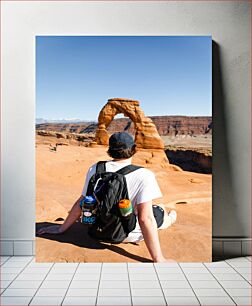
[[95, 98, 164, 150], [36, 116, 212, 137]]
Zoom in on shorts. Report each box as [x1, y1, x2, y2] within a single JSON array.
[[152, 205, 165, 228], [122, 205, 165, 243]]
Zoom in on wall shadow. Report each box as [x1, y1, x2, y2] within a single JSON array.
[[212, 41, 244, 240], [36, 222, 152, 262]]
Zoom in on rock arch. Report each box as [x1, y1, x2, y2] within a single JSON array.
[[95, 98, 164, 150]]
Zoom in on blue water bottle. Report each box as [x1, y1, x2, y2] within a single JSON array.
[[80, 195, 97, 224]]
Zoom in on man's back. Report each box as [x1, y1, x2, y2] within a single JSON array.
[[82, 159, 162, 208]]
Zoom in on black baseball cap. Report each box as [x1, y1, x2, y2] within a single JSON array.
[[109, 132, 135, 150]]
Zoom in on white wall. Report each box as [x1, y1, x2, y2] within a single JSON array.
[[1, 1, 250, 255]]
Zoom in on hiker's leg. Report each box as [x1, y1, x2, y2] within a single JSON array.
[[157, 204, 177, 230]]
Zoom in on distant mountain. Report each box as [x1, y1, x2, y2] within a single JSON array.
[[36, 118, 97, 124], [36, 116, 212, 137]]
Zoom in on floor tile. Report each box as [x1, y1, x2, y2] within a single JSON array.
[[207, 267, 236, 274], [70, 280, 99, 289], [0, 256, 10, 264], [101, 267, 128, 273], [101, 273, 128, 281], [180, 263, 205, 267], [0, 288, 5, 294], [16, 273, 46, 281], [45, 273, 73, 281], [129, 273, 158, 281], [78, 263, 102, 267], [225, 288, 252, 296], [30, 296, 64, 305], [66, 288, 98, 296], [214, 273, 247, 281], [1, 274, 18, 281], [219, 280, 252, 288], [160, 280, 191, 288], [35, 287, 68, 296], [27, 262, 54, 268], [131, 288, 163, 296], [234, 267, 252, 274], [0, 296, 32, 305], [227, 261, 252, 268], [22, 267, 50, 274], [128, 263, 153, 268], [226, 257, 250, 263], [185, 273, 215, 280], [246, 256, 252, 261], [232, 296, 252, 305], [155, 267, 183, 274], [128, 268, 156, 274], [241, 273, 252, 283], [1, 267, 24, 274], [154, 262, 179, 268], [73, 273, 100, 281], [101, 265, 128, 273], [130, 280, 160, 289], [204, 261, 230, 267], [165, 296, 200, 305], [193, 288, 228, 296], [75, 267, 101, 273], [50, 267, 77, 274], [100, 280, 129, 289], [158, 273, 187, 280], [0, 280, 13, 289], [40, 280, 71, 289], [53, 263, 78, 268], [198, 296, 236, 305], [97, 296, 132, 305], [103, 263, 127, 267], [189, 280, 222, 288], [2, 261, 28, 268], [62, 296, 96, 305], [182, 267, 209, 274], [132, 296, 166, 305], [98, 288, 130, 296], [8, 280, 42, 289], [7, 256, 33, 262], [1, 288, 37, 296], [163, 288, 195, 296]]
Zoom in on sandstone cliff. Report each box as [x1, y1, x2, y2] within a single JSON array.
[[165, 146, 212, 174], [36, 116, 212, 137]]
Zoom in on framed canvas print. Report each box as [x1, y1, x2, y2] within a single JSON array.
[[36, 36, 212, 262]]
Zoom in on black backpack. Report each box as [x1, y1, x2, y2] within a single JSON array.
[[86, 161, 142, 243]]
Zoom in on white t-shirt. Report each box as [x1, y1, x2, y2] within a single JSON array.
[[81, 159, 162, 207]]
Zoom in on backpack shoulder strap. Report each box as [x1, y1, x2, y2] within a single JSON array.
[[116, 164, 142, 176], [95, 161, 106, 174]]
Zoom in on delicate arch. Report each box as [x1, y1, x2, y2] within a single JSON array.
[[95, 98, 164, 150]]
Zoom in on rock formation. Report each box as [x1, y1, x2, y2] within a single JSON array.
[[95, 98, 164, 150], [36, 130, 94, 144], [165, 147, 212, 174], [36, 116, 212, 137]]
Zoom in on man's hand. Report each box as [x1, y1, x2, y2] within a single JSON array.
[[37, 225, 64, 235]]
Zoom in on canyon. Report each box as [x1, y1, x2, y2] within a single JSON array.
[[36, 115, 212, 137]]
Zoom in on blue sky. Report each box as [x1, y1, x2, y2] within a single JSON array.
[[36, 36, 212, 121]]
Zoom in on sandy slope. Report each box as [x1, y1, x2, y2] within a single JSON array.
[[36, 144, 212, 262]]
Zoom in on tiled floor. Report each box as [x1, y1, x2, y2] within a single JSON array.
[[0, 256, 251, 305]]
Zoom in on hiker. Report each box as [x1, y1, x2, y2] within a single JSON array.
[[49, 143, 58, 152], [38, 132, 177, 262]]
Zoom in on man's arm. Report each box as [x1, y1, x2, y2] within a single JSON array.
[[37, 196, 83, 235], [137, 201, 169, 262]]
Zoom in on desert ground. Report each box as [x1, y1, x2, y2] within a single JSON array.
[[36, 138, 212, 262]]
